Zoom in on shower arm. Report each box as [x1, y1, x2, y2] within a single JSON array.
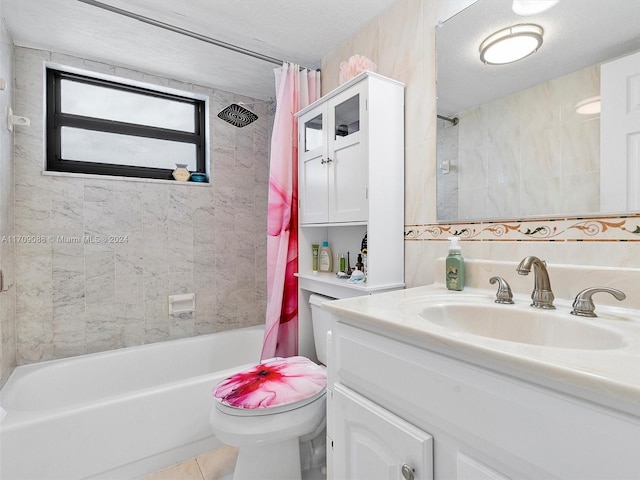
[[238, 100, 274, 106], [437, 114, 459, 125]]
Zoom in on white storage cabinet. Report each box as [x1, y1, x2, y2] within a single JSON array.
[[294, 72, 405, 359]]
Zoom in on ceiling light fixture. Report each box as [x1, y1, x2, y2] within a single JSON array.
[[575, 96, 601, 115], [479, 24, 544, 65], [512, 0, 560, 16]]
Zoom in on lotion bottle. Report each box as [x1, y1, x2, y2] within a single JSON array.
[[319, 241, 333, 272], [445, 237, 465, 291]]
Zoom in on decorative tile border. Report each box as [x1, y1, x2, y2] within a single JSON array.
[[405, 214, 640, 242]]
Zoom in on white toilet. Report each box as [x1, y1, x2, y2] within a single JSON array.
[[210, 293, 334, 480]]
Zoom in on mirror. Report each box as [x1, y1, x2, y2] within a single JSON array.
[[436, 0, 640, 222]]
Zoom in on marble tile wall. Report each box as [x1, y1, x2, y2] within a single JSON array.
[[0, 16, 16, 387], [322, 0, 639, 289], [12, 47, 269, 365], [453, 65, 600, 220]]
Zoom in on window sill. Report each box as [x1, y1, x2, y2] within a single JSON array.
[[43, 170, 211, 186]]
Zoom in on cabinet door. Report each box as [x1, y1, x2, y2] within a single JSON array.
[[328, 86, 368, 223], [332, 385, 433, 480], [299, 109, 329, 224]]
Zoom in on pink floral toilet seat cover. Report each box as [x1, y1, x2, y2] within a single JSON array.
[[213, 356, 327, 411]]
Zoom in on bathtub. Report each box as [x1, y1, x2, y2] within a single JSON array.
[[0, 325, 264, 480]]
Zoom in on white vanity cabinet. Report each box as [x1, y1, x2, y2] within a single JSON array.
[[330, 384, 433, 480], [327, 320, 640, 480]]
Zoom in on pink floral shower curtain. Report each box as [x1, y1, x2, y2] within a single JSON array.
[[261, 63, 321, 360]]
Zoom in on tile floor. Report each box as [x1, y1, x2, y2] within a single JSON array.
[[141, 445, 327, 480], [141, 446, 238, 480]]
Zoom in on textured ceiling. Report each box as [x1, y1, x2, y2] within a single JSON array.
[[2, 0, 399, 99]]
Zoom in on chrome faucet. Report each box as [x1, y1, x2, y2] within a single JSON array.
[[516, 256, 555, 309]]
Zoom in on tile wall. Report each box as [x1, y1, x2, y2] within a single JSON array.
[[453, 65, 600, 220], [9, 47, 269, 366], [0, 16, 16, 387], [322, 0, 640, 290]]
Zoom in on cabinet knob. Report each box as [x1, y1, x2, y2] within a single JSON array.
[[401, 463, 415, 480], [321, 157, 333, 164]]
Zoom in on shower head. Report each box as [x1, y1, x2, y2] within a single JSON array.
[[217, 103, 259, 128], [217, 99, 275, 128]]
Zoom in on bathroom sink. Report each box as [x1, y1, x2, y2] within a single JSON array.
[[419, 303, 625, 349]]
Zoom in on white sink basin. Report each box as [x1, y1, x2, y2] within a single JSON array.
[[419, 302, 626, 350]]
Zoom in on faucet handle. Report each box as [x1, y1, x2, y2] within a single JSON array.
[[571, 287, 626, 317], [489, 276, 515, 304]]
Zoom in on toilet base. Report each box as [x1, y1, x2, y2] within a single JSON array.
[[210, 381, 327, 479], [233, 438, 302, 480]]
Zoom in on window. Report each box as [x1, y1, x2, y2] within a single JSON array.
[[46, 67, 207, 181]]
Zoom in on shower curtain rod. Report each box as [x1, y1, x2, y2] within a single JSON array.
[[77, 0, 316, 70]]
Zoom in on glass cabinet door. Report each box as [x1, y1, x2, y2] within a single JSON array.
[[304, 113, 323, 152], [333, 94, 360, 140]]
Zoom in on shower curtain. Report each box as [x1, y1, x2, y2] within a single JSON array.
[[261, 63, 321, 360]]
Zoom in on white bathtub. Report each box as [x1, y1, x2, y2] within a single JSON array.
[[0, 326, 264, 480]]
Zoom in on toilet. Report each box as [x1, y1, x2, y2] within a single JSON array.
[[210, 293, 335, 480]]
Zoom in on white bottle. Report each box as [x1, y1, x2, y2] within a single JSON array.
[[319, 241, 333, 272]]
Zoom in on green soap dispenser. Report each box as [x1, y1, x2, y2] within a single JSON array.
[[446, 237, 465, 291]]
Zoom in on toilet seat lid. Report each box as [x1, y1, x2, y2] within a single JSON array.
[[213, 356, 327, 414]]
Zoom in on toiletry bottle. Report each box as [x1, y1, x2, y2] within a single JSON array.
[[446, 237, 465, 291], [339, 253, 346, 273], [312, 244, 319, 272], [319, 241, 333, 272]]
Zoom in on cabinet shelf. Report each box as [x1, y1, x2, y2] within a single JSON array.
[[296, 272, 404, 294], [300, 221, 368, 228]]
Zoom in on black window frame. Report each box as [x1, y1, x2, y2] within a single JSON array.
[[46, 67, 207, 181]]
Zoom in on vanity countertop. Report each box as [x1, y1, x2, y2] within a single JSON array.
[[323, 283, 640, 417]]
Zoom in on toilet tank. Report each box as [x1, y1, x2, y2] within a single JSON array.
[[309, 294, 336, 365]]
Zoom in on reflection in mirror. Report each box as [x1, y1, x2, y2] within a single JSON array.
[[436, 0, 640, 222]]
